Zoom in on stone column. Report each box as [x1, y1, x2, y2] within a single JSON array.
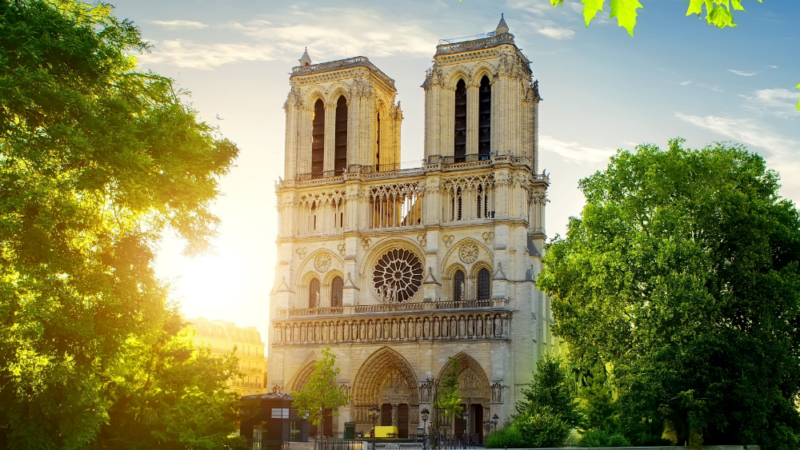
[[466, 84, 479, 156]]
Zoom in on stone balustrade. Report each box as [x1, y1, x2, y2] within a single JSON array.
[[272, 310, 512, 345], [274, 298, 509, 319]]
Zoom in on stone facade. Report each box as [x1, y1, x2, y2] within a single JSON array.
[[269, 17, 558, 440]]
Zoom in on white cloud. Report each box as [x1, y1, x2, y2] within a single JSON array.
[[674, 113, 800, 196], [537, 26, 576, 39], [680, 80, 693, 86], [728, 69, 756, 76], [540, 135, 616, 164], [138, 39, 278, 70], [149, 20, 209, 29], [767, 65, 779, 69], [141, 8, 438, 68], [740, 88, 800, 118], [674, 113, 798, 155]]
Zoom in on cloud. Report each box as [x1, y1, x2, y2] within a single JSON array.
[[675, 113, 800, 198], [767, 65, 779, 69], [537, 26, 576, 39], [675, 113, 798, 155], [141, 8, 438, 68], [540, 135, 616, 164], [740, 88, 800, 118], [138, 39, 278, 70], [680, 80, 693, 86], [728, 69, 756, 77], [149, 20, 208, 29]]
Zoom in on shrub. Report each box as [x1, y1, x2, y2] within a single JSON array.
[[485, 425, 526, 448], [516, 407, 572, 448], [578, 429, 631, 447], [606, 434, 631, 446]]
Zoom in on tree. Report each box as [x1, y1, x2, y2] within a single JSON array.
[[548, 0, 799, 110], [516, 353, 582, 429], [434, 357, 463, 422], [577, 363, 618, 434], [0, 0, 238, 447], [96, 310, 247, 450], [291, 348, 351, 442], [538, 139, 800, 446]]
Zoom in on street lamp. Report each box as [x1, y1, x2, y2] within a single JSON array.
[[368, 405, 380, 450], [461, 410, 469, 447], [421, 408, 430, 450], [492, 414, 499, 431]]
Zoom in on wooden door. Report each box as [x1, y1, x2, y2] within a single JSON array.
[[398, 404, 409, 438]]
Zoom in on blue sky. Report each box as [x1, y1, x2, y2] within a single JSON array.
[[110, 0, 800, 348]]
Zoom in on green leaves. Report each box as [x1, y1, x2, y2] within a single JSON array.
[[796, 83, 800, 110], [610, 0, 644, 36], [290, 347, 351, 431], [557, 0, 763, 35], [539, 140, 800, 445], [581, 0, 605, 27], [686, 0, 763, 28]]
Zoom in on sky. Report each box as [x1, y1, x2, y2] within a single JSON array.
[[109, 0, 800, 355]]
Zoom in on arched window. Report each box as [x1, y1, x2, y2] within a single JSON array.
[[375, 113, 381, 171], [331, 276, 343, 307], [309, 278, 320, 308], [334, 96, 347, 175], [454, 79, 467, 163], [454, 270, 465, 301], [311, 99, 325, 178], [478, 76, 491, 160], [477, 268, 491, 300]]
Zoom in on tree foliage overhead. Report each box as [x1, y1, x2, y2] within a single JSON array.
[[0, 0, 239, 447], [290, 348, 351, 434], [538, 139, 800, 446]]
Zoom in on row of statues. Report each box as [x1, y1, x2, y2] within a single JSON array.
[[274, 313, 510, 344]]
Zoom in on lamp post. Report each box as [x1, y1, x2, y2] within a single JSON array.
[[421, 408, 430, 450], [419, 408, 431, 450], [368, 405, 380, 450], [492, 414, 498, 431], [461, 410, 469, 447]]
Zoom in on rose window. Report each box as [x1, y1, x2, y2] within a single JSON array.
[[372, 249, 423, 303]]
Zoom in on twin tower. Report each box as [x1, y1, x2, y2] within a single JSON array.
[[267, 15, 557, 443]]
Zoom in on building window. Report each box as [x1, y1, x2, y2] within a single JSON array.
[[375, 113, 381, 171], [331, 276, 343, 307], [477, 268, 491, 300], [309, 278, 320, 308], [454, 79, 467, 162], [454, 270, 465, 301], [312, 99, 325, 178], [478, 76, 491, 160], [334, 96, 347, 175]]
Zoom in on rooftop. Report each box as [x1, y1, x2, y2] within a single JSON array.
[[291, 56, 396, 90]]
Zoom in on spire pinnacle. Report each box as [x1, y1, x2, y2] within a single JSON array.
[[299, 47, 312, 66], [496, 13, 509, 35]]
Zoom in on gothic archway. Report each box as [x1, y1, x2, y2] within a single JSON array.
[[352, 347, 420, 437], [437, 352, 491, 442]]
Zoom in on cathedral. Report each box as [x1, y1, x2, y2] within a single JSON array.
[[268, 15, 557, 441]]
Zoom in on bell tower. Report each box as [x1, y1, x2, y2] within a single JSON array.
[[282, 51, 403, 181], [422, 15, 541, 168]]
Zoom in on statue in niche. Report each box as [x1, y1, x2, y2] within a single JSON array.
[[314, 291, 320, 308], [491, 383, 503, 403], [441, 317, 449, 337], [476, 317, 483, 337], [459, 280, 465, 301], [415, 319, 422, 339], [419, 382, 430, 403], [494, 316, 502, 337], [423, 317, 430, 338], [376, 321, 382, 340], [485, 317, 492, 337]]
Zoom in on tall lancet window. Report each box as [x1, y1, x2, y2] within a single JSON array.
[[454, 79, 467, 163], [309, 278, 320, 308], [334, 96, 348, 175], [477, 268, 491, 300], [331, 276, 343, 307], [311, 99, 325, 178], [375, 113, 381, 171], [479, 76, 492, 160], [454, 270, 465, 301]]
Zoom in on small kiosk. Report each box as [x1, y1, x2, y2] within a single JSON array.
[[240, 393, 310, 444]]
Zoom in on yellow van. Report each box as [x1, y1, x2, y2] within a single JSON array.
[[369, 426, 399, 438]]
